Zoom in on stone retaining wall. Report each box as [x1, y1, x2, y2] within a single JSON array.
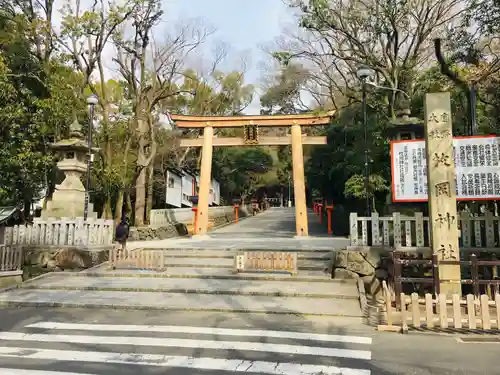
[[22, 246, 110, 279], [129, 210, 248, 242], [332, 248, 392, 302]]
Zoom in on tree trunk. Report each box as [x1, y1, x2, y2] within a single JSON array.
[[145, 164, 154, 225], [103, 195, 112, 219], [114, 190, 124, 225], [135, 167, 146, 226]]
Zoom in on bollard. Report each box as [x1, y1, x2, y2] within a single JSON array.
[[234, 204, 239, 224], [192, 207, 198, 234], [318, 204, 323, 224], [326, 204, 333, 234]]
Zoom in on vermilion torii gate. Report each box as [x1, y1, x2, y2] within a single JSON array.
[[171, 112, 334, 237]]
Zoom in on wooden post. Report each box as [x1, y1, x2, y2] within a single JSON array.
[[424, 92, 461, 295], [234, 205, 239, 224], [318, 204, 323, 224], [291, 123, 308, 237], [196, 125, 214, 236]]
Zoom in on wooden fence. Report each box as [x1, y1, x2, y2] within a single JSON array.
[[392, 252, 500, 302], [349, 211, 500, 251], [109, 247, 166, 271], [381, 281, 500, 332], [0, 245, 23, 271], [1, 218, 114, 247]]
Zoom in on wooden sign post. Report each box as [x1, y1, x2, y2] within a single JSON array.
[[171, 112, 334, 237], [424, 92, 461, 295]]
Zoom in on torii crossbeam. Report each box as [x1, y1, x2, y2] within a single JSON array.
[[171, 111, 334, 237]]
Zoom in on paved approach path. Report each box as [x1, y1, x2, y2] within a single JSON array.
[[212, 207, 329, 238], [128, 207, 350, 251]]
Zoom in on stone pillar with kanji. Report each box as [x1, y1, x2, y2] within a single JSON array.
[[424, 92, 461, 295]]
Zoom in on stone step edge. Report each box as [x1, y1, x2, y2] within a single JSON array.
[[139, 250, 335, 255], [38, 270, 344, 283], [82, 272, 338, 282], [157, 255, 332, 260], [0, 300, 364, 318], [151, 264, 327, 270], [18, 285, 360, 300]]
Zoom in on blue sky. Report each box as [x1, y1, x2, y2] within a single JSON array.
[[163, 0, 293, 113]]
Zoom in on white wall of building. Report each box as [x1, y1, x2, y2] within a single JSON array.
[[211, 179, 220, 206], [164, 169, 220, 208], [165, 170, 182, 208], [181, 172, 196, 207]]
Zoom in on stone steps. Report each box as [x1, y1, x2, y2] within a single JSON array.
[[19, 274, 358, 299], [1, 273, 363, 317]]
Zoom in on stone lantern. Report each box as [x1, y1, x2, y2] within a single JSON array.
[[42, 119, 99, 219], [386, 110, 424, 141], [385, 73, 424, 141]]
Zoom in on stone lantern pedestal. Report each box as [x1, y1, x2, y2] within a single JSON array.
[[42, 120, 99, 219]]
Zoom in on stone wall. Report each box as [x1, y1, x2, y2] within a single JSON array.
[[22, 246, 110, 279], [129, 210, 248, 242], [332, 248, 392, 302]]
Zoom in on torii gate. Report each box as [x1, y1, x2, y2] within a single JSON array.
[[171, 112, 334, 237]]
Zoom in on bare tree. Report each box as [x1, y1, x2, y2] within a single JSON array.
[[275, 0, 467, 117], [113, 2, 212, 225]]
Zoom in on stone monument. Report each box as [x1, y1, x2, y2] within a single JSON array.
[[42, 119, 98, 219], [424, 92, 461, 295]]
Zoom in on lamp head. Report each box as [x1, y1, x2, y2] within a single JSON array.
[[356, 66, 374, 81], [86, 94, 98, 106]]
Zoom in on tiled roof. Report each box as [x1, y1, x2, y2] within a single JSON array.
[[0, 206, 18, 225]]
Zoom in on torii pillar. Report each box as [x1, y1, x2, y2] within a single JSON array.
[[291, 122, 308, 236]]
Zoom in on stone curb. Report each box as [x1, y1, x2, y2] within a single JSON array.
[[18, 285, 359, 299], [0, 300, 364, 317]]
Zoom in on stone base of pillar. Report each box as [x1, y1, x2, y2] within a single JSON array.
[[438, 265, 462, 295]]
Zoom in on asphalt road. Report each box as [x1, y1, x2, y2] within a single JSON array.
[[0, 307, 497, 375]]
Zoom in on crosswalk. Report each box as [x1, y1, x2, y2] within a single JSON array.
[[0, 321, 373, 374]]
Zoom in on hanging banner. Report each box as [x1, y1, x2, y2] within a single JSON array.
[[391, 136, 500, 202]]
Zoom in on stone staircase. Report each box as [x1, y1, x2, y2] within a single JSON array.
[[0, 246, 365, 323]]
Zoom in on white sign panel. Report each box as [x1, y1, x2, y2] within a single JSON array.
[[391, 136, 500, 202]]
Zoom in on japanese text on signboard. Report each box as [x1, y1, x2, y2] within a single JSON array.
[[391, 136, 500, 202]]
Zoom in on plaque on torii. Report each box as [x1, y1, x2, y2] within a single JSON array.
[[171, 112, 334, 237]]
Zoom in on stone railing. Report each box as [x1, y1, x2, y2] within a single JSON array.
[[349, 212, 500, 251], [0, 245, 23, 271], [149, 205, 249, 226], [1, 218, 114, 247]]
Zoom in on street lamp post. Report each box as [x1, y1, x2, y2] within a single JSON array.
[[84, 94, 98, 221], [356, 66, 374, 217]]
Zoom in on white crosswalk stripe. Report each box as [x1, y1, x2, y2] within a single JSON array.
[[0, 322, 373, 375]]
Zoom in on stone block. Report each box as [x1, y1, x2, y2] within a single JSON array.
[[23, 246, 110, 272], [54, 248, 93, 269], [333, 268, 359, 279], [333, 250, 381, 276]]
